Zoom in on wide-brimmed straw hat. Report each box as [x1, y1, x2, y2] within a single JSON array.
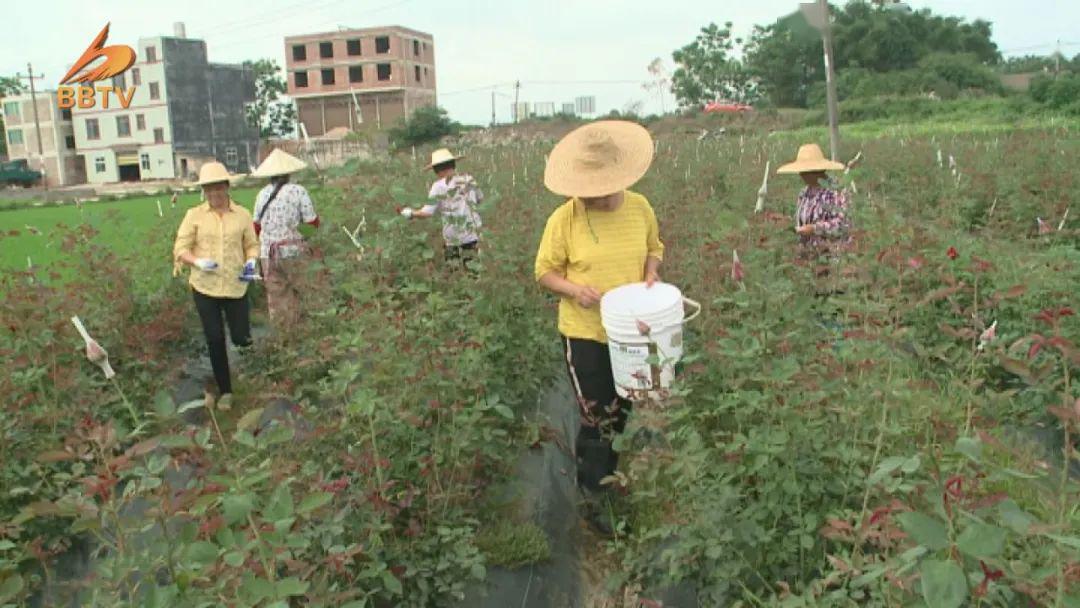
[[252, 149, 308, 177], [544, 120, 654, 198], [426, 148, 463, 169], [776, 143, 845, 174], [193, 162, 245, 186]]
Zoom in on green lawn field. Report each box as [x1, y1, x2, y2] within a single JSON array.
[[0, 188, 260, 270]]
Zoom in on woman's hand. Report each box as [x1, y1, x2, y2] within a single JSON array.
[[573, 284, 602, 308], [796, 224, 815, 235], [645, 268, 661, 287]]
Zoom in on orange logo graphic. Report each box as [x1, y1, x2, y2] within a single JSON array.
[[56, 23, 138, 110], [60, 23, 136, 84]]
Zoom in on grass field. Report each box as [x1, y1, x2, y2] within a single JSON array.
[[0, 188, 260, 270]]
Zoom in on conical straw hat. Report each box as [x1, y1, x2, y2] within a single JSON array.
[[544, 120, 654, 198], [425, 148, 463, 169], [776, 143, 845, 174], [252, 149, 308, 177], [194, 162, 245, 186]]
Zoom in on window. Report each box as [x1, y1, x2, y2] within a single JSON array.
[[65, 135, 76, 150], [136, 114, 146, 130], [146, 46, 157, 62], [86, 118, 100, 140], [95, 157, 105, 173], [413, 40, 420, 56], [140, 153, 151, 171], [319, 41, 333, 58], [321, 68, 335, 85], [116, 115, 131, 137], [347, 39, 361, 56], [292, 44, 307, 61], [131, 68, 141, 85], [112, 73, 127, 90], [375, 36, 390, 54], [377, 64, 391, 81], [295, 71, 308, 88], [349, 65, 363, 83], [414, 65, 421, 82], [2, 101, 18, 118], [149, 82, 160, 100], [153, 128, 164, 144], [225, 147, 238, 166], [7, 129, 22, 145], [61, 108, 72, 121]]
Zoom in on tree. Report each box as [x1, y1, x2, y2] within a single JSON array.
[[242, 59, 296, 138], [643, 58, 672, 114], [671, 22, 760, 109], [744, 2, 1001, 108], [388, 105, 459, 148], [0, 77, 27, 157]]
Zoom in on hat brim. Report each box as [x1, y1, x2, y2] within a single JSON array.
[[192, 174, 248, 187], [425, 154, 464, 169], [776, 159, 845, 174], [544, 121, 654, 198], [252, 151, 309, 177]]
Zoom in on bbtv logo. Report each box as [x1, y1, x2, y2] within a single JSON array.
[[56, 23, 137, 110]]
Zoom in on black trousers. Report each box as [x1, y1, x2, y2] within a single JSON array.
[[444, 240, 479, 270], [192, 289, 251, 395], [563, 337, 632, 493]]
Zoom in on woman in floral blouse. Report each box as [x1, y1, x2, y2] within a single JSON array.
[[777, 143, 852, 261]]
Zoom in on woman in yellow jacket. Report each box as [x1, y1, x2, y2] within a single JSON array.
[[534, 121, 664, 534], [173, 162, 260, 411]]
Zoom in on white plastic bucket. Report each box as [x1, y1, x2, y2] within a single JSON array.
[[600, 282, 701, 399]]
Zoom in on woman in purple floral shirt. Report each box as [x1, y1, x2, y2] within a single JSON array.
[[777, 143, 852, 260]]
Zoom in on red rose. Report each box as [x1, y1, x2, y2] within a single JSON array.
[[946, 246, 959, 260]]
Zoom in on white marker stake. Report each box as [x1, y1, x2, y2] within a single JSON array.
[[754, 161, 769, 214], [156, 200, 163, 217], [1059, 208, 1070, 232], [71, 316, 116, 379]]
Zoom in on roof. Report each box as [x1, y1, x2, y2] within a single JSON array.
[[285, 25, 433, 42]]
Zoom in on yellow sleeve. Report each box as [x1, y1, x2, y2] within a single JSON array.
[[172, 209, 196, 276], [643, 198, 664, 261], [534, 205, 569, 281], [242, 217, 260, 261]]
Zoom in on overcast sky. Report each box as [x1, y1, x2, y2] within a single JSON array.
[[3, 0, 1077, 125]]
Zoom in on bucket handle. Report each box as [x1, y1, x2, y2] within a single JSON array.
[[682, 297, 702, 323]]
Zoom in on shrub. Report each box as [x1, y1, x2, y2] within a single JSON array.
[[388, 105, 460, 148]]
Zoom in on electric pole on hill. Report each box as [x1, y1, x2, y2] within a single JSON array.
[[513, 80, 521, 123], [491, 89, 496, 127], [801, 1, 841, 161], [16, 62, 47, 189]]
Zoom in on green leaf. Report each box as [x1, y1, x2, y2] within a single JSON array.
[[223, 551, 245, 567], [0, 574, 24, 601], [0, 540, 15, 551], [241, 576, 275, 603], [493, 404, 514, 419], [223, 493, 255, 525], [297, 492, 333, 515], [998, 499, 1037, 535], [382, 570, 403, 595], [276, 577, 309, 597], [1044, 534, 1080, 550], [264, 484, 294, 521], [177, 399, 206, 414], [236, 407, 265, 432], [154, 392, 176, 417], [896, 512, 950, 551], [868, 456, 907, 485], [185, 541, 219, 567], [956, 523, 1007, 558], [920, 559, 967, 608], [955, 437, 982, 462]]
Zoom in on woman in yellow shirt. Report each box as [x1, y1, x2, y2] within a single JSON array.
[[173, 162, 260, 411], [534, 121, 664, 534]]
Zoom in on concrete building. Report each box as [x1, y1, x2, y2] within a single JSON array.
[[72, 23, 258, 184], [284, 26, 436, 136], [2, 92, 85, 186]]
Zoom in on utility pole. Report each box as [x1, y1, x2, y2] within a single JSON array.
[[818, 0, 841, 161], [491, 89, 496, 127], [1055, 40, 1062, 78], [16, 62, 47, 189], [513, 80, 521, 123]]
